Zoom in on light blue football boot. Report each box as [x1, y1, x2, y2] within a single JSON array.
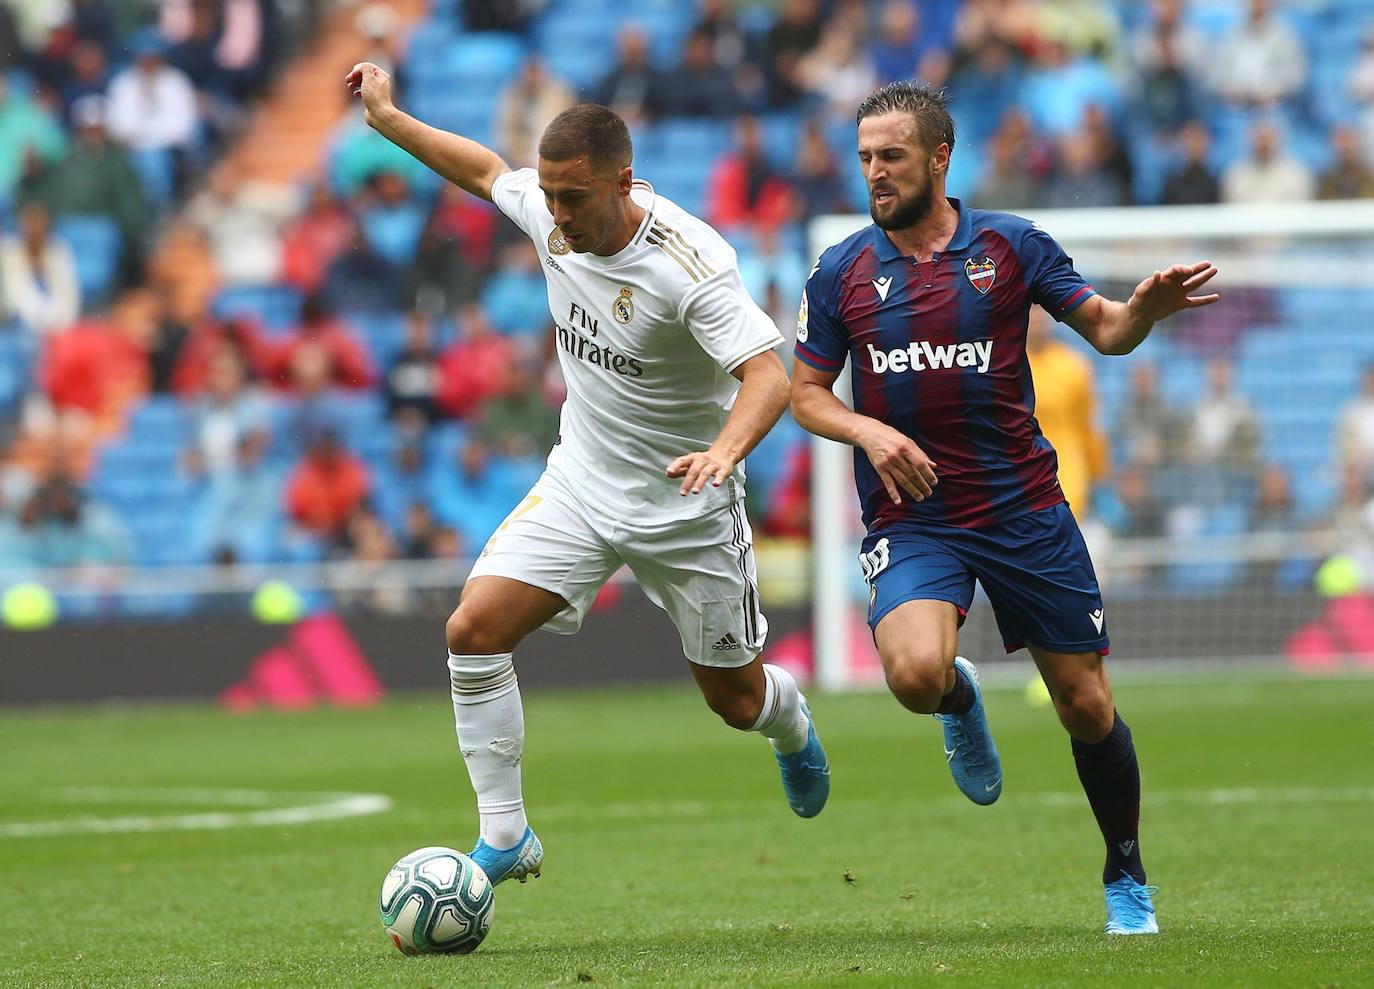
[[469, 825, 543, 885], [1104, 872, 1160, 935], [774, 700, 830, 818], [933, 657, 1003, 805]]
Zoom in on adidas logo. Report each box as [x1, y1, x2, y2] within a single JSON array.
[[712, 633, 743, 652]]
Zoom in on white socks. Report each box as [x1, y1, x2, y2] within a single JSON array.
[[447, 651, 528, 850], [751, 663, 810, 755]]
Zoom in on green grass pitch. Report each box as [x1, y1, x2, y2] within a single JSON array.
[[2, 674, 1372, 987]]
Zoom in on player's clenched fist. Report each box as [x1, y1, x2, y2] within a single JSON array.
[[666, 449, 737, 496], [857, 420, 937, 504], [345, 61, 393, 125]]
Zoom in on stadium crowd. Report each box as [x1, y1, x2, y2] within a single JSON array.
[[1, 0, 1373, 612]]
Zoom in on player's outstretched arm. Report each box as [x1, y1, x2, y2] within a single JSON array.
[[791, 361, 937, 504], [666, 351, 790, 497], [1067, 260, 1220, 356], [345, 61, 509, 202]]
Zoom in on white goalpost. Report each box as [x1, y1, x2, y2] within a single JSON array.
[[808, 200, 1374, 690]]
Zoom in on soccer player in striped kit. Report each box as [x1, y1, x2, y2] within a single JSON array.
[[792, 82, 1219, 935]]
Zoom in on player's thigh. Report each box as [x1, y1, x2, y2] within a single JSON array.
[[968, 503, 1110, 657], [463, 473, 622, 641], [621, 499, 765, 669], [448, 576, 571, 654], [863, 531, 974, 679]]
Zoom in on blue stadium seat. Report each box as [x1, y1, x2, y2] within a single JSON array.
[[212, 285, 303, 332], [54, 214, 122, 303]]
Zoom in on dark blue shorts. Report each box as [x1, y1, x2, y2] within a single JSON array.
[[859, 502, 1109, 655]]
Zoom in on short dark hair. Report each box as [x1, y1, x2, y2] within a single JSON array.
[[856, 81, 956, 155], [538, 103, 633, 174]]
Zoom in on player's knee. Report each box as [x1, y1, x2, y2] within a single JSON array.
[[884, 649, 950, 713], [445, 607, 516, 656], [706, 688, 764, 731], [1053, 677, 1114, 739]]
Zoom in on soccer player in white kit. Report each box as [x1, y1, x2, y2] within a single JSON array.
[[347, 62, 830, 885]]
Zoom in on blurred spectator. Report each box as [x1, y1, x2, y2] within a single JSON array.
[[286, 429, 371, 542], [357, 169, 426, 269], [0, 202, 80, 336], [590, 27, 658, 124], [463, 0, 535, 34], [972, 109, 1051, 209], [1317, 126, 1374, 201], [949, 37, 1022, 145], [105, 29, 200, 162], [399, 501, 454, 560], [739, 226, 809, 338], [1244, 463, 1297, 588], [335, 506, 411, 614], [384, 312, 441, 433], [0, 4, 19, 71], [0, 472, 133, 568], [185, 162, 298, 286], [1336, 364, 1374, 480], [1129, 0, 1207, 83], [693, 0, 748, 72], [183, 344, 280, 562], [706, 116, 794, 232], [872, 0, 923, 82], [1026, 307, 1108, 518], [481, 241, 551, 338], [403, 206, 484, 315], [1221, 122, 1314, 204], [1183, 357, 1260, 492], [1160, 121, 1220, 205], [428, 436, 516, 550], [25, 95, 151, 285], [1043, 129, 1127, 209], [281, 183, 356, 295], [760, 441, 810, 539], [475, 357, 559, 459], [323, 223, 402, 315], [436, 304, 516, 419], [375, 439, 429, 535], [0, 75, 68, 201], [183, 343, 271, 480], [1213, 0, 1306, 107], [497, 57, 575, 167], [1134, 27, 1201, 134], [1035, 0, 1121, 60], [1319, 463, 1374, 538], [1117, 361, 1182, 469], [765, 0, 824, 108], [655, 27, 740, 118], [1020, 37, 1120, 138], [796, 19, 875, 119], [789, 117, 848, 222], [171, 313, 277, 396], [273, 294, 374, 391], [58, 41, 111, 126], [39, 313, 147, 426]]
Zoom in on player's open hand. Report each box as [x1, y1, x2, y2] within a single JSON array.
[[858, 420, 937, 505], [1127, 261, 1220, 323], [667, 449, 736, 496], [345, 61, 393, 126]]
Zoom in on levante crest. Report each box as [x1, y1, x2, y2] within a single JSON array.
[[964, 256, 997, 294]]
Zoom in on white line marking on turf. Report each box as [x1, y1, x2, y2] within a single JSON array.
[[0, 787, 392, 839], [1030, 786, 1374, 808]]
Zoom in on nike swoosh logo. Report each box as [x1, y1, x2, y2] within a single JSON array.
[[944, 746, 957, 763], [985, 778, 1001, 792]]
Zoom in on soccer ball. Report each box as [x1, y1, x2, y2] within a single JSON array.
[[380, 846, 494, 954]]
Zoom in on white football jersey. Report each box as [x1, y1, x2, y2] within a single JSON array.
[[490, 167, 783, 523]]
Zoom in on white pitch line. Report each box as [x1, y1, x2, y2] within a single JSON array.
[[0, 788, 392, 839]]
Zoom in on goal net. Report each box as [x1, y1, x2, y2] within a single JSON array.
[[806, 200, 1374, 689]]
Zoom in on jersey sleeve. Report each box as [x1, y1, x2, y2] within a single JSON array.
[[681, 268, 785, 372], [489, 167, 544, 239], [793, 257, 848, 372], [1019, 223, 1096, 319]]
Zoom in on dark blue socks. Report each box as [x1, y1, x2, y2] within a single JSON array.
[[1071, 711, 1145, 884]]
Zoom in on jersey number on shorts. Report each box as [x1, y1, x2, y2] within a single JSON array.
[[479, 495, 545, 559]]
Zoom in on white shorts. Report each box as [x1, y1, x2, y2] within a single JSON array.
[[466, 468, 767, 668]]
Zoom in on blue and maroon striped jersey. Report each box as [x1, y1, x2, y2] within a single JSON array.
[[795, 199, 1095, 531]]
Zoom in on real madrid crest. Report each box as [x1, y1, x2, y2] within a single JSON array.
[[548, 226, 571, 256], [612, 287, 635, 324], [964, 256, 996, 295]]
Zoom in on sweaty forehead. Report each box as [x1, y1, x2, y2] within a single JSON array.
[[858, 113, 923, 152]]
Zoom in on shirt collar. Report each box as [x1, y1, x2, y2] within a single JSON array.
[[871, 197, 974, 262]]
